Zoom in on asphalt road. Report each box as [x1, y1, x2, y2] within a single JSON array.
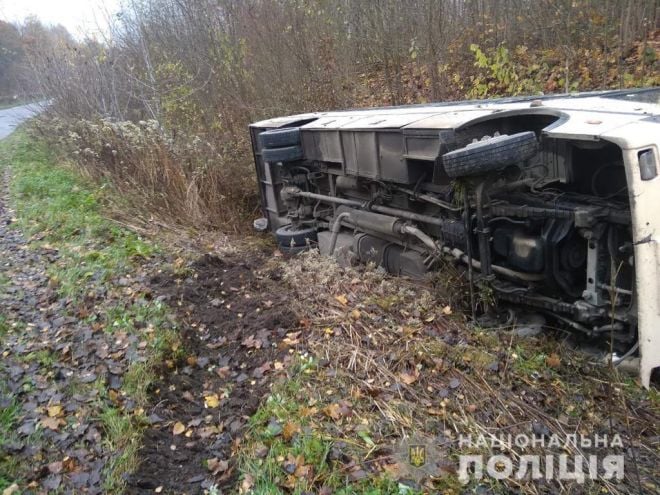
[[0, 102, 44, 139]]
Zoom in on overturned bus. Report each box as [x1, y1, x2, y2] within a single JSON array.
[[249, 88, 660, 387]]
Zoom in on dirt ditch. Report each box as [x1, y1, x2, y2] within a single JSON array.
[[126, 254, 302, 494]]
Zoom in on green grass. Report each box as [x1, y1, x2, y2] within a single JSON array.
[[0, 129, 181, 493], [5, 134, 156, 301], [511, 345, 549, 375], [239, 363, 417, 495], [0, 316, 9, 337], [18, 349, 57, 368], [98, 406, 144, 492], [0, 399, 21, 490]]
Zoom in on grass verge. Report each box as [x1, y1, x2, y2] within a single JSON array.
[[240, 360, 416, 495], [0, 129, 181, 492], [0, 399, 20, 490]]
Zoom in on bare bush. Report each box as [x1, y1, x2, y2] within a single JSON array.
[[30, 117, 256, 230]]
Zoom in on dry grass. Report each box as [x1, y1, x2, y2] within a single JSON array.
[[28, 116, 258, 232], [273, 250, 659, 494]]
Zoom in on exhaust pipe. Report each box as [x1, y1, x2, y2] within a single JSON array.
[[329, 206, 442, 256]]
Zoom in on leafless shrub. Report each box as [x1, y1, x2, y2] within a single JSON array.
[[30, 116, 256, 230]]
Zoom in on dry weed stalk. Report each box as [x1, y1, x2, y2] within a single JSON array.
[[280, 250, 658, 493]]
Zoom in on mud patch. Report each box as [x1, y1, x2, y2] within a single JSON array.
[[126, 254, 301, 494]]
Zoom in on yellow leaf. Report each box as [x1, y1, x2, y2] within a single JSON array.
[[323, 403, 342, 420], [172, 422, 186, 435], [47, 405, 63, 417], [204, 394, 220, 408], [299, 406, 317, 417], [350, 309, 361, 320], [334, 294, 348, 306]]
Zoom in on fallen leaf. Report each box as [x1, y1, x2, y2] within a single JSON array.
[[254, 444, 269, 458], [43, 474, 62, 491], [197, 426, 219, 439], [282, 422, 300, 441], [241, 335, 261, 349], [47, 405, 63, 417], [546, 353, 561, 369], [172, 422, 186, 435], [207, 457, 229, 474], [323, 403, 343, 421], [40, 417, 62, 430], [300, 406, 317, 417], [283, 453, 303, 475], [441, 305, 453, 315], [398, 370, 419, 385], [350, 309, 361, 319], [253, 362, 271, 378], [240, 473, 254, 494], [281, 332, 301, 346], [294, 463, 313, 479], [215, 366, 230, 378], [348, 468, 368, 481], [334, 294, 348, 306], [62, 457, 76, 472], [204, 394, 220, 408]]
